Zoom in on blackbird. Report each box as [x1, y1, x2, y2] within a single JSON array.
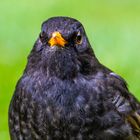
[[9, 17, 140, 140]]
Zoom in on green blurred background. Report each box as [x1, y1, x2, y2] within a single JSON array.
[[0, 0, 140, 139]]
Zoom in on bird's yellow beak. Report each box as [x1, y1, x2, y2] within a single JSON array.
[[48, 32, 67, 47]]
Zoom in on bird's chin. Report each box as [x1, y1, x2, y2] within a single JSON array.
[[44, 45, 62, 55], [50, 45, 65, 50]]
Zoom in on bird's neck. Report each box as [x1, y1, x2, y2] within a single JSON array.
[[47, 59, 78, 79], [44, 49, 79, 80], [26, 47, 101, 80], [45, 50, 100, 79]]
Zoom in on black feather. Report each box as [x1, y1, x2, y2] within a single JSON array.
[[9, 17, 140, 140]]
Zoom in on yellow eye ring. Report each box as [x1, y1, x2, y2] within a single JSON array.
[[76, 32, 82, 44], [39, 31, 46, 39]]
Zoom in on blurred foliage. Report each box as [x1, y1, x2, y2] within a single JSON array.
[[0, 0, 140, 139]]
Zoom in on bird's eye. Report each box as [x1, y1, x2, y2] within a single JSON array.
[[39, 31, 45, 39], [76, 32, 82, 44], [39, 31, 48, 43]]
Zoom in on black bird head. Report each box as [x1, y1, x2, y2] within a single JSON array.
[[26, 17, 100, 79], [42, 17, 87, 48]]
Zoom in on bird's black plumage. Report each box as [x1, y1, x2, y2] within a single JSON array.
[[9, 17, 140, 140]]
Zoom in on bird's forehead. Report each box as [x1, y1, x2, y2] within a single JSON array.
[[42, 17, 82, 36]]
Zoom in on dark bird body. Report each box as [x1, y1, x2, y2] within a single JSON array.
[[9, 17, 140, 140]]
